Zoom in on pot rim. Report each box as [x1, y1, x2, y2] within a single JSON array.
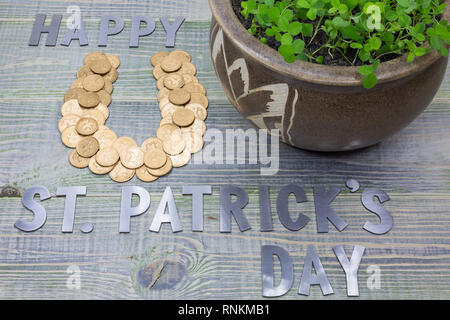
[[209, 0, 450, 87]]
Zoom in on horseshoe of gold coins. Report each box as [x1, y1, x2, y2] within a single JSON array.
[[59, 50, 208, 182]]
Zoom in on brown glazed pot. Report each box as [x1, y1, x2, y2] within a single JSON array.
[[209, 0, 450, 152]]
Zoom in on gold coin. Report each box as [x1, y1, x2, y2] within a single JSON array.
[[172, 108, 195, 127], [76, 136, 100, 157], [157, 75, 168, 90], [141, 137, 164, 153], [169, 50, 191, 63], [78, 92, 100, 108], [169, 88, 191, 105], [157, 87, 170, 101], [170, 145, 191, 168], [77, 65, 94, 79], [160, 56, 182, 72], [144, 149, 167, 169], [159, 96, 171, 110], [89, 57, 112, 75], [181, 119, 206, 136], [161, 104, 184, 119], [94, 103, 109, 120], [189, 93, 209, 108], [62, 126, 82, 148], [75, 117, 99, 136], [120, 146, 144, 169], [113, 136, 138, 154], [184, 82, 206, 95], [69, 149, 91, 168], [103, 68, 118, 83], [153, 65, 167, 80], [70, 79, 84, 89], [136, 165, 159, 182], [96, 146, 119, 167], [157, 124, 181, 141], [106, 54, 120, 69], [151, 51, 169, 67], [164, 74, 184, 90], [82, 109, 106, 125], [182, 74, 198, 85], [159, 116, 173, 127], [89, 156, 114, 175], [163, 133, 186, 155], [109, 162, 135, 182], [82, 74, 105, 92], [182, 132, 204, 154], [180, 62, 196, 75], [59, 113, 81, 133], [97, 90, 111, 107], [103, 79, 113, 94], [84, 51, 106, 65], [96, 125, 110, 132], [186, 103, 207, 121], [147, 155, 172, 176], [94, 129, 117, 149], [61, 99, 83, 116], [64, 88, 86, 102]]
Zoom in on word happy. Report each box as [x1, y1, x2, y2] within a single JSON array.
[[28, 14, 185, 48]]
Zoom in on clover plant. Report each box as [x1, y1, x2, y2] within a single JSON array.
[[240, 0, 450, 88]]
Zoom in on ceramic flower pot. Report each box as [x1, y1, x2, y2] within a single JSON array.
[[209, 0, 450, 152]]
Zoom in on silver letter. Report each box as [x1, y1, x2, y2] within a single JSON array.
[[15, 186, 51, 232], [149, 186, 182, 233], [220, 185, 250, 232], [259, 185, 273, 232], [28, 14, 62, 46], [119, 186, 150, 233], [98, 15, 124, 47], [333, 245, 365, 296], [362, 188, 393, 235], [182, 185, 212, 232], [261, 245, 293, 297], [313, 186, 348, 233], [276, 184, 309, 231], [298, 245, 334, 296], [160, 16, 185, 48], [56, 186, 87, 233], [129, 16, 155, 48]]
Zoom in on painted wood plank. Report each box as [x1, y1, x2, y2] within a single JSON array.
[[0, 0, 449, 300]]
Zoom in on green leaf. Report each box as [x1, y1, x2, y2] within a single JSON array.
[[362, 73, 377, 89], [277, 16, 290, 32], [297, 0, 311, 8], [281, 33, 293, 45], [306, 8, 317, 20], [350, 42, 363, 49], [358, 65, 374, 75], [266, 28, 276, 37], [278, 44, 296, 62], [292, 39, 305, 53], [267, 6, 280, 21], [288, 21, 302, 35], [369, 37, 382, 50], [331, 16, 350, 28], [301, 23, 314, 36]]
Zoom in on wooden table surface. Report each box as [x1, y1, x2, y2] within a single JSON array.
[[0, 0, 449, 300]]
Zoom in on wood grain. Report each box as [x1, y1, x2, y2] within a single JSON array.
[[0, 0, 449, 300]]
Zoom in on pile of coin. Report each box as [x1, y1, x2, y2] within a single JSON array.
[[59, 50, 208, 183]]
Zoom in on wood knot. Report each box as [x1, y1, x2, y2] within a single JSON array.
[[0, 186, 21, 197], [137, 259, 186, 290]]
